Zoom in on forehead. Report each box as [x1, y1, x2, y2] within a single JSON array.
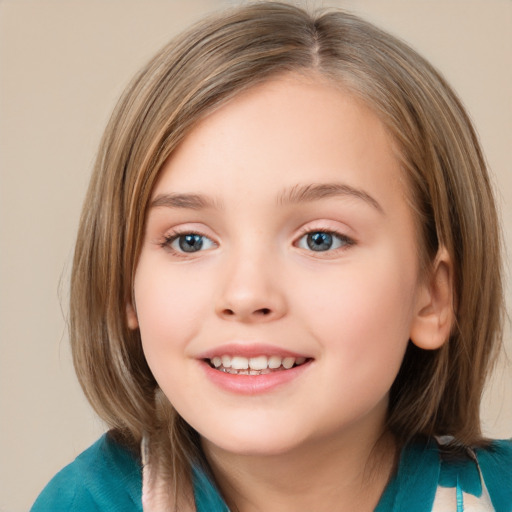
[[152, 74, 406, 214]]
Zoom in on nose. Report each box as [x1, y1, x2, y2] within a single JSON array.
[[215, 249, 287, 323]]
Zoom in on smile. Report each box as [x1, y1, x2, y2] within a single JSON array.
[[207, 355, 309, 375]]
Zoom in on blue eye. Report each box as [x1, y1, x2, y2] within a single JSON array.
[[165, 232, 216, 253], [297, 231, 352, 252]]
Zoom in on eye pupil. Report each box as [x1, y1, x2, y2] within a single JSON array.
[[307, 232, 333, 251], [179, 234, 203, 252]]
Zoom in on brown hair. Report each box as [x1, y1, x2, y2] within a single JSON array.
[[70, 1, 504, 505]]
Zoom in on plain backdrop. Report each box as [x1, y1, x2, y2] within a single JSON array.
[[0, 1, 510, 510]]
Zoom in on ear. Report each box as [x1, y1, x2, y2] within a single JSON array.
[[409, 247, 454, 350], [126, 302, 139, 330]]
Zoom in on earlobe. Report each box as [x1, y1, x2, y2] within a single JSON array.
[[126, 302, 139, 330], [410, 247, 454, 350]]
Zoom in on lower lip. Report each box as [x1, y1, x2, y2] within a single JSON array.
[[199, 360, 312, 395]]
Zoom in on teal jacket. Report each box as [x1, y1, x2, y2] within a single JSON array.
[[31, 433, 512, 511]]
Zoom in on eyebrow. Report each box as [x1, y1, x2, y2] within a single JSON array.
[[150, 193, 220, 210], [277, 182, 384, 214], [150, 182, 383, 214]]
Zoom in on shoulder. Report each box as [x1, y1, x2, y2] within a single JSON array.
[[437, 438, 512, 512], [475, 438, 512, 470], [474, 439, 512, 512], [376, 437, 512, 512], [31, 432, 142, 512]]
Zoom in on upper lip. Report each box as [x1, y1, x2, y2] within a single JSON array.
[[196, 343, 312, 360]]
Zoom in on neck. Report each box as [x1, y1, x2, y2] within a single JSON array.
[[202, 423, 398, 512]]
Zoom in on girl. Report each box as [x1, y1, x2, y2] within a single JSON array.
[[32, 2, 511, 511]]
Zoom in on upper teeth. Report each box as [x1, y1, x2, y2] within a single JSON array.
[[211, 355, 306, 370]]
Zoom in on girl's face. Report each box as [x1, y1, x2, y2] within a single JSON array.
[[129, 75, 429, 456]]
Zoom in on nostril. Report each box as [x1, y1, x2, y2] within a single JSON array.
[[219, 306, 273, 318]]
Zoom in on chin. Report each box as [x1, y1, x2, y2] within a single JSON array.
[[208, 438, 303, 458], [198, 420, 310, 458]]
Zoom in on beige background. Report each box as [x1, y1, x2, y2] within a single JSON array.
[[0, 1, 510, 510]]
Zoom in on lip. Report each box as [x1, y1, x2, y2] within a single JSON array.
[[197, 343, 310, 359], [199, 358, 313, 395]]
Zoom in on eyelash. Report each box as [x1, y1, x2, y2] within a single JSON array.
[[159, 227, 356, 256], [294, 226, 356, 254], [160, 229, 217, 257]]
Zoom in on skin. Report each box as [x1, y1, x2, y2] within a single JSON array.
[[128, 74, 453, 511]]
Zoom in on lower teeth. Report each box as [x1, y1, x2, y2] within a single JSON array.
[[220, 367, 278, 375], [216, 364, 302, 375], [219, 367, 272, 375]]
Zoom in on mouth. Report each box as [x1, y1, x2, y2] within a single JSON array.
[[205, 355, 311, 375]]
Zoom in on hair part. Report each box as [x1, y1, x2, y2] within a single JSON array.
[[70, 1, 504, 506]]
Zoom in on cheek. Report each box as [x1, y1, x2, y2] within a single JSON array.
[[133, 265, 209, 359], [304, 273, 413, 422], [295, 252, 417, 370]]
